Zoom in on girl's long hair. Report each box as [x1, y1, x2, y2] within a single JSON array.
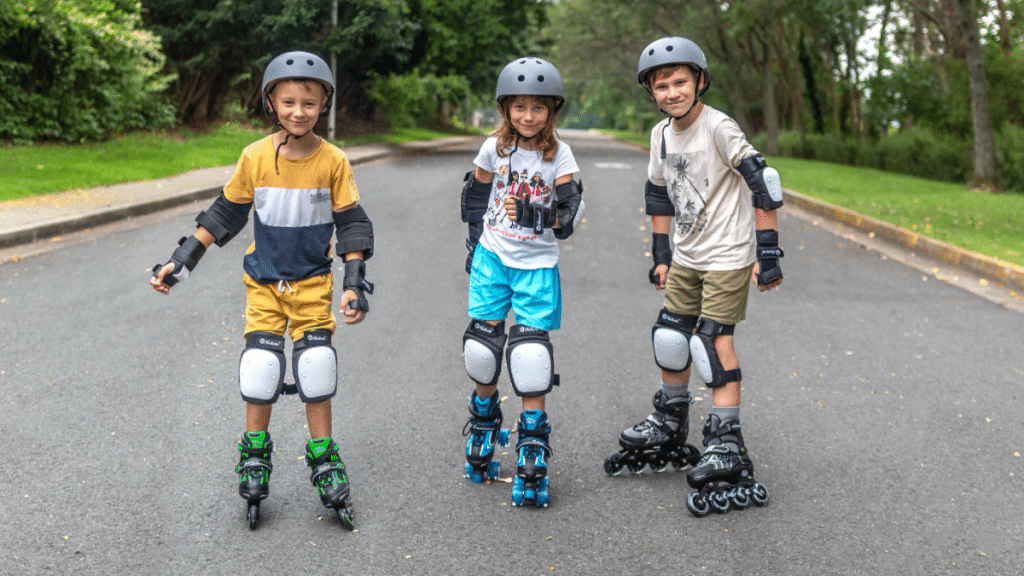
[[492, 95, 560, 162]]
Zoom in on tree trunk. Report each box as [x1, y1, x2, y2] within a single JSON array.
[[958, 0, 997, 189]]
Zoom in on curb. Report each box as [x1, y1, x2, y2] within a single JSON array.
[[784, 189, 1024, 291]]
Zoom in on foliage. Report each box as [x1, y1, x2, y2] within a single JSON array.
[[366, 70, 469, 128], [0, 0, 175, 142]]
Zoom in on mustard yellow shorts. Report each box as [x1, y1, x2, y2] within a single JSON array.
[[243, 273, 335, 341], [662, 263, 755, 325]]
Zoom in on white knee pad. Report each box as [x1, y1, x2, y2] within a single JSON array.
[[239, 332, 286, 404], [292, 330, 337, 403], [688, 319, 742, 388], [463, 320, 507, 386], [505, 325, 558, 397], [652, 309, 697, 372]]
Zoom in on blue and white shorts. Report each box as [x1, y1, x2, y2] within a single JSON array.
[[467, 245, 561, 331]]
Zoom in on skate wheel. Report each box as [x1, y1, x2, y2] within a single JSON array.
[[247, 503, 260, 530], [625, 459, 645, 474], [511, 477, 525, 507], [750, 482, 769, 507], [603, 452, 625, 476], [536, 477, 550, 508], [648, 458, 669, 473], [486, 460, 501, 480], [464, 462, 485, 483], [497, 429, 511, 447], [729, 488, 750, 510], [336, 504, 355, 530], [709, 490, 731, 514], [686, 491, 710, 517]]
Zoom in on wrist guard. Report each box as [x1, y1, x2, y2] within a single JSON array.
[[465, 221, 482, 274], [152, 236, 206, 287], [461, 171, 491, 224], [552, 179, 584, 239], [513, 197, 557, 235], [342, 259, 374, 312], [649, 232, 672, 284], [755, 229, 784, 285]]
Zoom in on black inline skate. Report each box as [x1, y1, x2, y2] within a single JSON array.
[[305, 437, 355, 530], [685, 415, 769, 517], [462, 391, 511, 483], [604, 391, 701, 475], [511, 410, 552, 508], [236, 431, 273, 530]]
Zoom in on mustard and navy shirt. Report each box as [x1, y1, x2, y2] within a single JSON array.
[[223, 136, 359, 283]]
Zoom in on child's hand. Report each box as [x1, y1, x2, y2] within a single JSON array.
[[651, 264, 668, 290], [150, 262, 176, 294], [752, 262, 782, 291], [340, 290, 366, 324], [504, 197, 518, 220]]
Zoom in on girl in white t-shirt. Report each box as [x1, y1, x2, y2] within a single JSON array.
[[457, 57, 584, 508]]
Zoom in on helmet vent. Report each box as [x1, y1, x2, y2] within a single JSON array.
[[517, 74, 526, 82], [286, 59, 295, 65], [537, 75, 545, 82], [306, 59, 314, 66], [666, 46, 674, 52]]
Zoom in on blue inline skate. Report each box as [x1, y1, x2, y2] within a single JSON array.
[[462, 391, 511, 483], [305, 437, 355, 530], [511, 410, 552, 508], [604, 391, 701, 475], [685, 415, 769, 517], [236, 431, 273, 530]]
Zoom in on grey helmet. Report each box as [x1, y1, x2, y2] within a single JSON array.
[[495, 57, 565, 113], [262, 51, 335, 118], [637, 37, 710, 96]]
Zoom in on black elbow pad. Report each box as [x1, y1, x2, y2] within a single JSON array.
[[461, 171, 491, 223], [645, 180, 675, 216], [334, 205, 374, 260], [196, 193, 252, 247]]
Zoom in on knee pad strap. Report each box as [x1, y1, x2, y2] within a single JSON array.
[[292, 330, 337, 403], [652, 309, 697, 372], [688, 319, 741, 388], [463, 320, 507, 386], [239, 332, 286, 404], [506, 325, 558, 397]]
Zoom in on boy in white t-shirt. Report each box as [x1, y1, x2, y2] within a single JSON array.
[[603, 37, 785, 517], [458, 57, 584, 508]]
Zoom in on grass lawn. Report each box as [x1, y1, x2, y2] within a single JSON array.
[[0, 124, 471, 201], [604, 129, 1024, 268]]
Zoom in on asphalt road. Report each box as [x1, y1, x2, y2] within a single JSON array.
[[1, 132, 1023, 575]]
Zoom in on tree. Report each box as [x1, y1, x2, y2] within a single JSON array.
[[956, 0, 997, 188]]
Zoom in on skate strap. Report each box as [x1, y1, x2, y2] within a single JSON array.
[[238, 456, 273, 472], [515, 436, 553, 457], [462, 416, 503, 437], [238, 441, 274, 458], [309, 460, 346, 480]]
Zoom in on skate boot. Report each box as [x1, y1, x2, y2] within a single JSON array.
[[604, 391, 701, 475], [236, 431, 273, 530], [305, 437, 355, 530], [685, 415, 769, 517], [511, 410, 552, 508], [462, 391, 511, 483]]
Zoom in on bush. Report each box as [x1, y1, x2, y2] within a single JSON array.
[[0, 0, 174, 143], [368, 70, 470, 129], [996, 123, 1024, 193]]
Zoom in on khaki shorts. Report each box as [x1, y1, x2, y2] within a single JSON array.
[[663, 263, 755, 325], [244, 273, 335, 341]]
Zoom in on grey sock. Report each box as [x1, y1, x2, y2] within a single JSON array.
[[660, 381, 689, 399], [712, 405, 740, 424]]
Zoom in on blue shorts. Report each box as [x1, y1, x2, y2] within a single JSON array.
[[468, 245, 561, 331]]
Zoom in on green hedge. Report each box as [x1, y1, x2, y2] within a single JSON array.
[[752, 126, 1024, 192], [0, 0, 174, 143]]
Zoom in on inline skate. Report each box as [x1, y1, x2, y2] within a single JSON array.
[[305, 437, 355, 530], [685, 415, 769, 517], [604, 391, 701, 475], [236, 431, 273, 530], [511, 410, 552, 508], [462, 391, 511, 483]]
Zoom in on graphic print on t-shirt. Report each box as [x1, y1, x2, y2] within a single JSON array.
[[485, 161, 552, 233], [666, 152, 709, 236]]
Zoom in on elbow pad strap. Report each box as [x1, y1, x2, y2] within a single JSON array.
[[334, 206, 374, 261], [196, 194, 251, 247], [461, 171, 491, 223], [645, 180, 674, 216]]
